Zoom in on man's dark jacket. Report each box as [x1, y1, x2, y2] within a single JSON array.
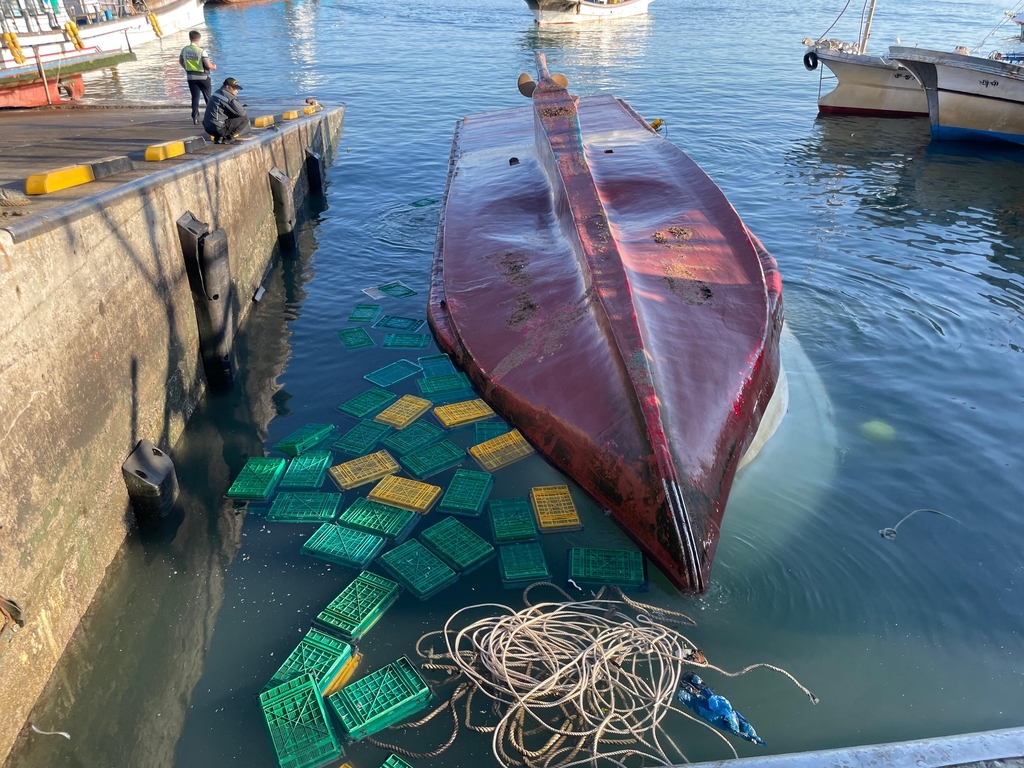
[[203, 86, 247, 133]]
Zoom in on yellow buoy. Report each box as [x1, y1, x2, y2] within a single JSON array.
[[860, 420, 896, 441]]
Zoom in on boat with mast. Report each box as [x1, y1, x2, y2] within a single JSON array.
[[802, 0, 926, 117]]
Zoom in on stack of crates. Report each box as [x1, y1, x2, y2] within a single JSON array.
[[327, 657, 432, 740]]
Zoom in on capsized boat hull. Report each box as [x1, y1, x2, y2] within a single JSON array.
[[429, 82, 782, 592]]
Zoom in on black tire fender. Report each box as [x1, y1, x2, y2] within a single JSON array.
[[804, 50, 819, 71]]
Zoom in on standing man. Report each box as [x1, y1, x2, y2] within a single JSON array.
[[179, 30, 216, 125], [203, 77, 250, 144]]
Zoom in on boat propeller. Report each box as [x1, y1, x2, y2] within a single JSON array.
[[518, 54, 569, 97]]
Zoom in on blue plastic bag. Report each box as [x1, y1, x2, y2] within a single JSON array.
[[677, 672, 766, 746]]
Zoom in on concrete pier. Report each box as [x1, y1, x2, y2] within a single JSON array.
[[0, 103, 343, 763]]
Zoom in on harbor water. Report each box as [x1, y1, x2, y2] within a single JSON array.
[[8, 0, 1023, 765]]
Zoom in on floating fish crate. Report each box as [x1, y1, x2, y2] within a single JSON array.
[[379, 539, 458, 599], [469, 429, 535, 472], [530, 485, 583, 533], [498, 541, 550, 588], [568, 547, 646, 589], [420, 517, 495, 573], [365, 359, 423, 387], [328, 451, 400, 490], [327, 657, 432, 740], [382, 333, 431, 349], [259, 673, 342, 768], [374, 395, 431, 430], [380, 420, 444, 456], [227, 457, 286, 500], [381, 755, 415, 768], [377, 281, 417, 299], [337, 498, 418, 541], [399, 440, 465, 479], [267, 493, 343, 523], [474, 420, 511, 445], [433, 398, 495, 428], [348, 304, 381, 324], [416, 354, 455, 378], [302, 524, 386, 569], [439, 469, 493, 517], [337, 327, 375, 350], [314, 571, 401, 642], [489, 498, 538, 543], [337, 388, 397, 419], [333, 421, 393, 456], [368, 475, 442, 514], [275, 424, 335, 457], [416, 372, 471, 398], [280, 451, 332, 489], [373, 315, 425, 332], [263, 629, 354, 696]]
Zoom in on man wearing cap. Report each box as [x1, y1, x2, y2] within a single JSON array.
[[179, 30, 216, 126], [203, 77, 250, 145]]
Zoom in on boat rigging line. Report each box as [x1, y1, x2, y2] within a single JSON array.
[[879, 508, 962, 540]]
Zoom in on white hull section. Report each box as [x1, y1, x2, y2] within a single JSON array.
[[532, 0, 652, 25], [891, 46, 1024, 145], [0, 0, 205, 70], [815, 49, 927, 116]]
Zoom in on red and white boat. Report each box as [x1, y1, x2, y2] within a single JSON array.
[[429, 57, 785, 592]]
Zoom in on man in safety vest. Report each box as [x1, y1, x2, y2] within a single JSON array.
[[179, 30, 216, 125], [203, 77, 251, 144]]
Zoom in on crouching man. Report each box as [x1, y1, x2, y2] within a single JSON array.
[[203, 77, 251, 145]]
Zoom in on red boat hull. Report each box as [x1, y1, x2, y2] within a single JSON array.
[[0, 75, 84, 109], [429, 81, 782, 592]]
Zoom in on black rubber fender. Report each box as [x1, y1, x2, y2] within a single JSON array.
[[803, 50, 818, 71]]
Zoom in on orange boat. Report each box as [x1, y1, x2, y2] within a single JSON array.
[[428, 57, 783, 592]]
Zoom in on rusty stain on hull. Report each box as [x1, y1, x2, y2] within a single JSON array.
[[428, 60, 783, 592]]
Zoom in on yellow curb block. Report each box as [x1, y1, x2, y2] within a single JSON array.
[[26, 165, 94, 195], [145, 140, 186, 162], [302, 105, 322, 115], [282, 110, 299, 120], [254, 115, 275, 128]]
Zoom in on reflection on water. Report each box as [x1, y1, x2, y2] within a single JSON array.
[[9, 0, 1024, 765]]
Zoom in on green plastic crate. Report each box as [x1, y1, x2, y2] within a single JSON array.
[[489, 498, 538, 543], [364, 359, 422, 387], [439, 469, 493, 517], [498, 542, 550, 588], [381, 755, 415, 768], [379, 539, 458, 600], [338, 388, 397, 418], [275, 424, 336, 458], [377, 281, 417, 299], [416, 354, 455, 378], [398, 440, 465, 480], [474, 421, 511, 445], [349, 304, 381, 324], [420, 517, 495, 573], [383, 333, 431, 349], [333, 421, 392, 456], [338, 498, 418, 541], [264, 629, 354, 695], [315, 571, 401, 642], [259, 673, 342, 768], [327, 657, 431, 740], [280, 451, 332, 489], [568, 547, 646, 589], [416, 372, 471, 397], [373, 315, 425, 332], [302, 524, 386, 569], [337, 327, 375, 350], [267, 493, 343, 523], [380, 421, 444, 456], [227, 457, 286, 500]]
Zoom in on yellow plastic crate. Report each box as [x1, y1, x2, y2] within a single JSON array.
[[368, 474, 442, 515], [433, 398, 495, 428], [328, 450, 399, 490], [374, 395, 431, 430], [530, 485, 583, 532], [469, 429, 534, 472]]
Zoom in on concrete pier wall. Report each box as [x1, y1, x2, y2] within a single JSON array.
[[0, 106, 343, 763]]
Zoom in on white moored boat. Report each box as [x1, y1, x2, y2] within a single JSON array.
[[524, 0, 653, 25], [802, 0, 926, 117], [890, 46, 1024, 145]]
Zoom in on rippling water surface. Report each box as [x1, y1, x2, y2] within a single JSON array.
[[10, 0, 1024, 765]]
